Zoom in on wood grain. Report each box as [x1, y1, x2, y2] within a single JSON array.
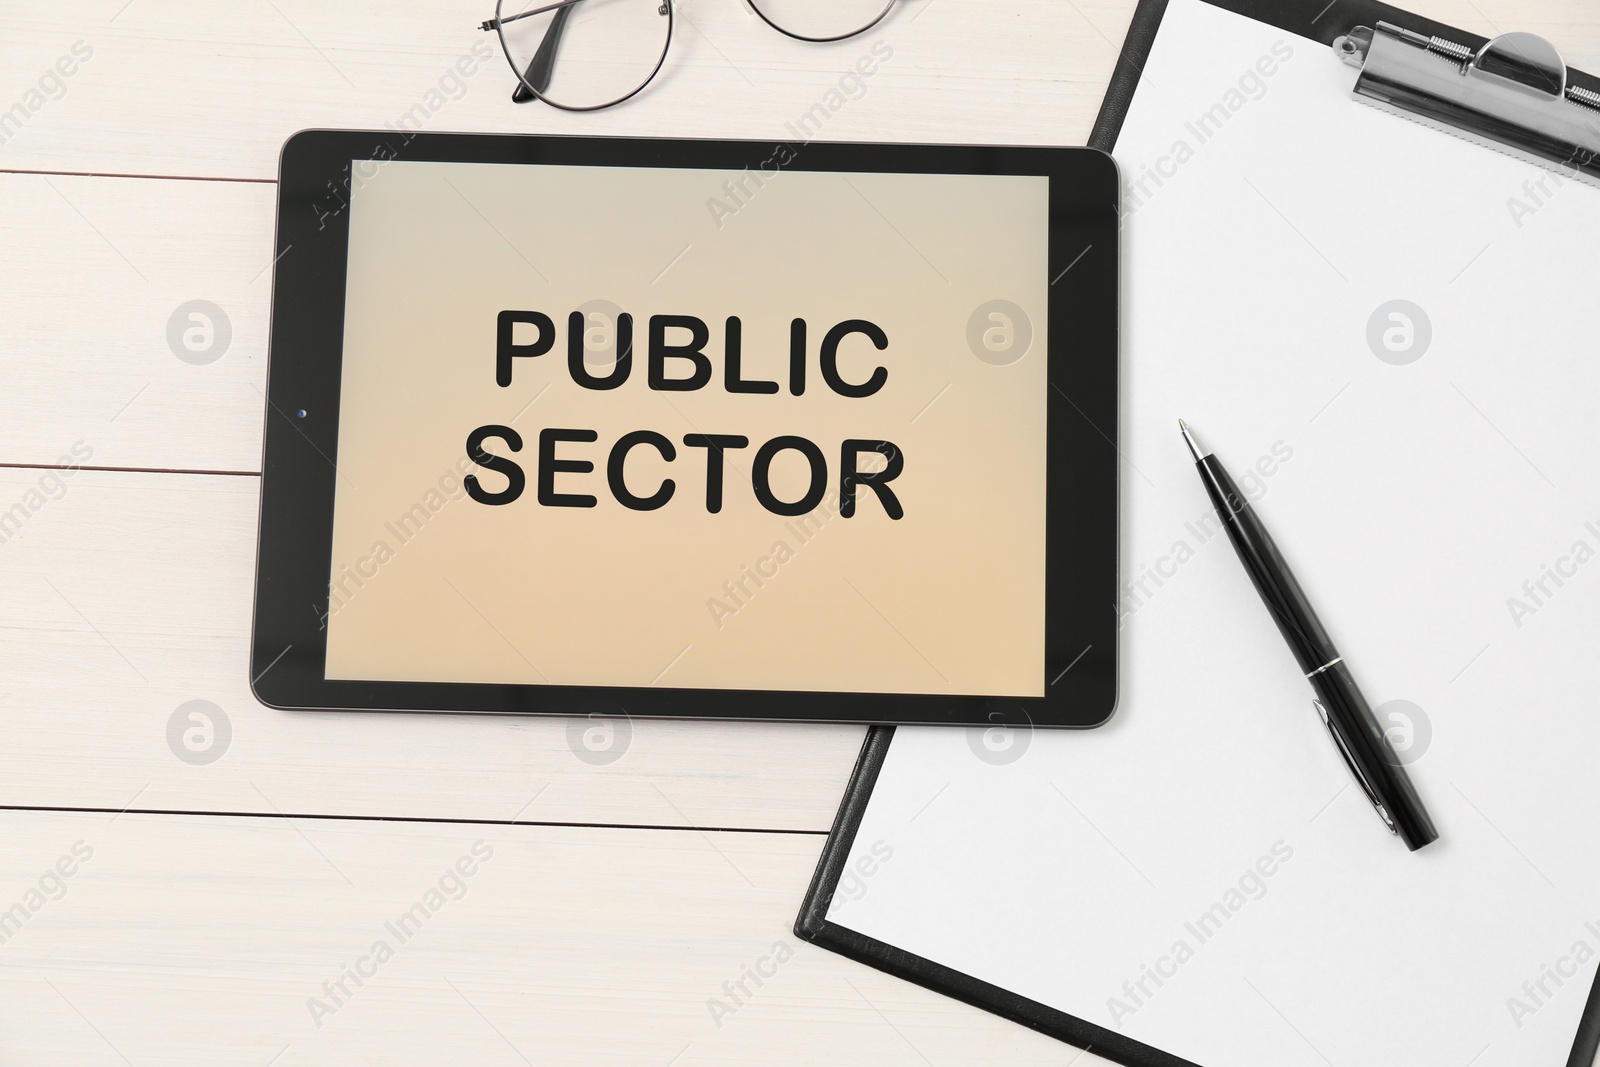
[[0, 172, 272, 472], [2, 0, 1127, 181], [0, 810, 1091, 1065]]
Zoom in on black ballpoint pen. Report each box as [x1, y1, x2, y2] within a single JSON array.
[[1179, 420, 1438, 851]]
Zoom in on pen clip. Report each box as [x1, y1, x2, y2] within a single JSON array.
[[1313, 699, 1398, 835]]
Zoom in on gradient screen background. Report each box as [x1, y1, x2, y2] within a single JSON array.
[[325, 159, 1049, 697]]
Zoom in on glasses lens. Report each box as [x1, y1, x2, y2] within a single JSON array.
[[748, 0, 896, 41], [498, 0, 671, 111]]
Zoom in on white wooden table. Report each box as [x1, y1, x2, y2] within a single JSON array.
[[3, 1, 1595, 1063]]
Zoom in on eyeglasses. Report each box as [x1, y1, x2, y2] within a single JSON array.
[[480, 0, 899, 112]]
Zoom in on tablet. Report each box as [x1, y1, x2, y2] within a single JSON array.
[[252, 130, 1118, 727]]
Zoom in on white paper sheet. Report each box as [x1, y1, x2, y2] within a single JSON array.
[[824, 1, 1600, 1063]]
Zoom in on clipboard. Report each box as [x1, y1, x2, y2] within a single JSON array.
[[795, 1, 1600, 1064]]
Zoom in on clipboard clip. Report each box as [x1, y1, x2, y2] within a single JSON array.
[[1334, 22, 1600, 185]]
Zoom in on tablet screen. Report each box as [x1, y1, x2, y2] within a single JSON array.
[[323, 159, 1049, 697]]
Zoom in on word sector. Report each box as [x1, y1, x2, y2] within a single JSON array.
[[463, 310, 907, 518]]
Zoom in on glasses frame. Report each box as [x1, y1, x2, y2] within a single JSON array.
[[483, 0, 899, 111]]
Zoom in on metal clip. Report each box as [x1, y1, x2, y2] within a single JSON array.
[[1313, 699, 1397, 834], [1332, 22, 1600, 185]]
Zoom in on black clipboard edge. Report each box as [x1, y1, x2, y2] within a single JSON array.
[[795, 726, 1201, 1067], [1088, 0, 1171, 151], [802, 1, 1600, 1063], [1568, 967, 1600, 1067], [794, 725, 892, 940]]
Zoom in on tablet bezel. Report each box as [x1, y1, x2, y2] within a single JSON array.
[[253, 129, 1118, 728]]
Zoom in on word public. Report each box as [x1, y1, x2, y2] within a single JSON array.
[[464, 311, 906, 518]]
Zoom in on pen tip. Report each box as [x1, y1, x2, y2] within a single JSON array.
[[1179, 419, 1207, 462]]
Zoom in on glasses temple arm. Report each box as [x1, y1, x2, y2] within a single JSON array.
[[519, 2, 576, 102], [479, 0, 585, 32], [482, 0, 582, 103]]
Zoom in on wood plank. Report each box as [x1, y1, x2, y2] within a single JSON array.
[[0, 172, 273, 472], [0, 809, 1095, 1065], [0, 468, 866, 831], [3, 0, 1126, 181]]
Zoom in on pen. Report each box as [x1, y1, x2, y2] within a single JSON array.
[[1179, 420, 1438, 851]]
